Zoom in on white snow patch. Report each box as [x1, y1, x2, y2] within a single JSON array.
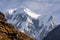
[[6, 8, 17, 15], [27, 17, 33, 24]]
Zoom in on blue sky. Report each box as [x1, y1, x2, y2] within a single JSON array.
[[0, 0, 60, 24]]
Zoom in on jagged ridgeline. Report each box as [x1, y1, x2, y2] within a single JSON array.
[[0, 12, 33, 40], [5, 8, 56, 40]]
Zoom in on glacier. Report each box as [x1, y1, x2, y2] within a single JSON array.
[[5, 7, 56, 40]]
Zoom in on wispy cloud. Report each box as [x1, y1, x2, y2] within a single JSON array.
[[0, 0, 60, 24]]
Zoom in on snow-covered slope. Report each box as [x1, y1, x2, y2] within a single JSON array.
[[5, 8, 56, 40], [24, 8, 41, 19], [38, 14, 56, 40]]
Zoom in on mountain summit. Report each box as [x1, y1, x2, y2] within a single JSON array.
[[5, 7, 56, 40]]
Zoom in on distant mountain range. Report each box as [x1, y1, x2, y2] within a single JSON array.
[[5, 7, 56, 40]]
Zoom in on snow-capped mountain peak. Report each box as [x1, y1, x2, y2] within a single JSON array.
[[5, 7, 56, 40], [24, 8, 41, 19]]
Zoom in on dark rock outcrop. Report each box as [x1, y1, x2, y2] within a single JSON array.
[[0, 12, 33, 40], [42, 25, 60, 40]]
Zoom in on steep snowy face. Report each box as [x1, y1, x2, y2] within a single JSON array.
[[39, 14, 56, 31], [38, 14, 56, 40], [5, 8, 56, 40], [5, 8, 28, 28]]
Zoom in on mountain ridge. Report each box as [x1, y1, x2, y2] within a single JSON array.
[[42, 25, 60, 40], [5, 8, 56, 40]]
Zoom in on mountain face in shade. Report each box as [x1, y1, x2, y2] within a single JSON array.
[[0, 12, 33, 40], [5, 8, 56, 40], [42, 25, 60, 40]]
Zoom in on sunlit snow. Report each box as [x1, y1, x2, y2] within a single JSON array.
[[6, 8, 17, 15], [24, 8, 41, 19]]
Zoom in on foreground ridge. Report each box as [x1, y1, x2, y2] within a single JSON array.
[[0, 12, 33, 40]]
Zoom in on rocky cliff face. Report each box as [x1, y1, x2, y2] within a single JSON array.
[[0, 12, 33, 40]]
